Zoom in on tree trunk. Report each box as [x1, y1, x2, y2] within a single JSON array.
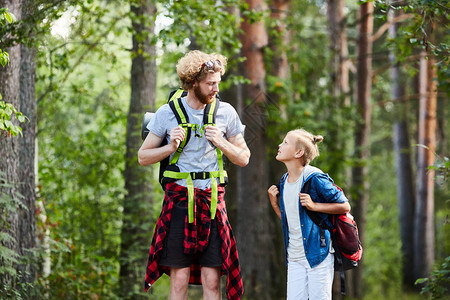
[[414, 49, 437, 281], [17, 0, 37, 296], [0, 0, 22, 294], [327, 0, 350, 103], [388, 5, 416, 289], [351, 2, 373, 298], [326, 0, 351, 297], [219, 2, 241, 227], [119, 1, 157, 298], [237, 0, 272, 298], [267, 1, 290, 298]]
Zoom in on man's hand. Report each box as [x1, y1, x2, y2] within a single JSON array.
[[203, 126, 250, 167], [169, 126, 186, 150], [204, 125, 224, 148]]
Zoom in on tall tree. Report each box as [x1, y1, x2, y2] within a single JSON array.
[[327, 0, 350, 104], [0, 0, 23, 296], [414, 47, 437, 281], [387, 4, 416, 289], [17, 0, 37, 294], [119, 0, 157, 298], [267, 1, 290, 298], [236, 0, 272, 298], [326, 1, 351, 297], [351, 1, 373, 298]]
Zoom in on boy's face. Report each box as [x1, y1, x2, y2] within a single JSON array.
[[276, 132, 302, 162], [193, 72, 221, 105]]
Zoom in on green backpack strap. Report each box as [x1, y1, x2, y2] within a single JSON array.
[[202, 98, 227, 185], [168, 96, 194, 165], [163, 89, 227, 223], [203, 97, 219, 125]]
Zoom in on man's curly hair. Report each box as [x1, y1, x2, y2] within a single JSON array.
[[176, 50, 227, 90]]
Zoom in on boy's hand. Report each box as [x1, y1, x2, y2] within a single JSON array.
[[299, 193, 316, 211], [268, 185, 279, 204], [268, 185, 281, 219]]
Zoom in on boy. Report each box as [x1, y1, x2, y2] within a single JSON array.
[[268, 129, 350, 299]]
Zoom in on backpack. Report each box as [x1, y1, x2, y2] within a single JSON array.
[[141, 88, 227, 223], [301, 177, 363, 295]]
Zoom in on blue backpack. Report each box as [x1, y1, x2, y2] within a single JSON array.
[[301, 177, 363, 295]]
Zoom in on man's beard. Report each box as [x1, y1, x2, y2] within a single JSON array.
[[194, 85, 215, 105]]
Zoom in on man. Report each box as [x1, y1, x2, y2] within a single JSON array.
[[139, 50, 250, 300]]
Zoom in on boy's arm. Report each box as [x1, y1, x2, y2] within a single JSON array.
[[268, 185, 281, 220], [299, 193, 350, 214]]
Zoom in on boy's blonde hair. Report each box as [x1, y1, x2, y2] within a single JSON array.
[[176, 50, 227, 90], [289, 129, 323, 166]]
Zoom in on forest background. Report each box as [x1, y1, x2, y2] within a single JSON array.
[[0, 0, 448, 299]]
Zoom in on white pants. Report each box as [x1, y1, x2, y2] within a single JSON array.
[[287, 253, 334, 300]]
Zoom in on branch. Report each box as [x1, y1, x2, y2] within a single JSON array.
[[37, 15, 123, 104], [371, 14, 415, 42]]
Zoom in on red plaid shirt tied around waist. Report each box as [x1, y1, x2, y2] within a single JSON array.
[[144, 182, 244, 300]]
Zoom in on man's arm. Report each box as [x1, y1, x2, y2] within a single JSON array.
[[138, 126, 185, 166], [204, 125, 250, 167]]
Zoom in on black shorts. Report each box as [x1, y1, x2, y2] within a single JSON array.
[[159, 202, 223, 268]]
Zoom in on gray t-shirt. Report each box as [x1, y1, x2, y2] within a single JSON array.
[[147, 97, 245, 189]]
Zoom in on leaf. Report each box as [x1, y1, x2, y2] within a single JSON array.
[[6, 12, 16, 23], [5, 106, 12, 116], [415, 144, 430, 150], [415, 278, 429, 284]]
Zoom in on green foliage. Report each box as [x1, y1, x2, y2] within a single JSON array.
[[0, 171, 37, 300], [416, 256, 450, 299], [0, 172, 21, 280], [381, 0, 449, 95], [430, 154, 450, 184], [35, 1, 130, 297], [157, 0, 242, 57], [0, 8, 16, 26], [0, 101, 27, 137], [364, 151, 404, 299], [0, 49, 9, 67], [0, 7, 25, 137], [0, 6, 13, 68], [265, 0, 357, 184]]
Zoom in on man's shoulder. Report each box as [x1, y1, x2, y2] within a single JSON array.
[[155, 103, 171, 113], [217, 100, 238, 115], [218, 100, 233, 109], [153, 103, 177, 119]]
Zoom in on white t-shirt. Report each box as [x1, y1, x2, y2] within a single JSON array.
[[284, 175, 306, 262], [147, 97, 245, 190]]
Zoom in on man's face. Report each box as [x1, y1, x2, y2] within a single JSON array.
[[193, 72, 221, 105]]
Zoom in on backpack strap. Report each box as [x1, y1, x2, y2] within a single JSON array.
[[301, 177, 333, 230], [202, 98, 226, 185], [302, 174, 348, 296], [168, 97, 193, 165], [203, 98, 220, 125]]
